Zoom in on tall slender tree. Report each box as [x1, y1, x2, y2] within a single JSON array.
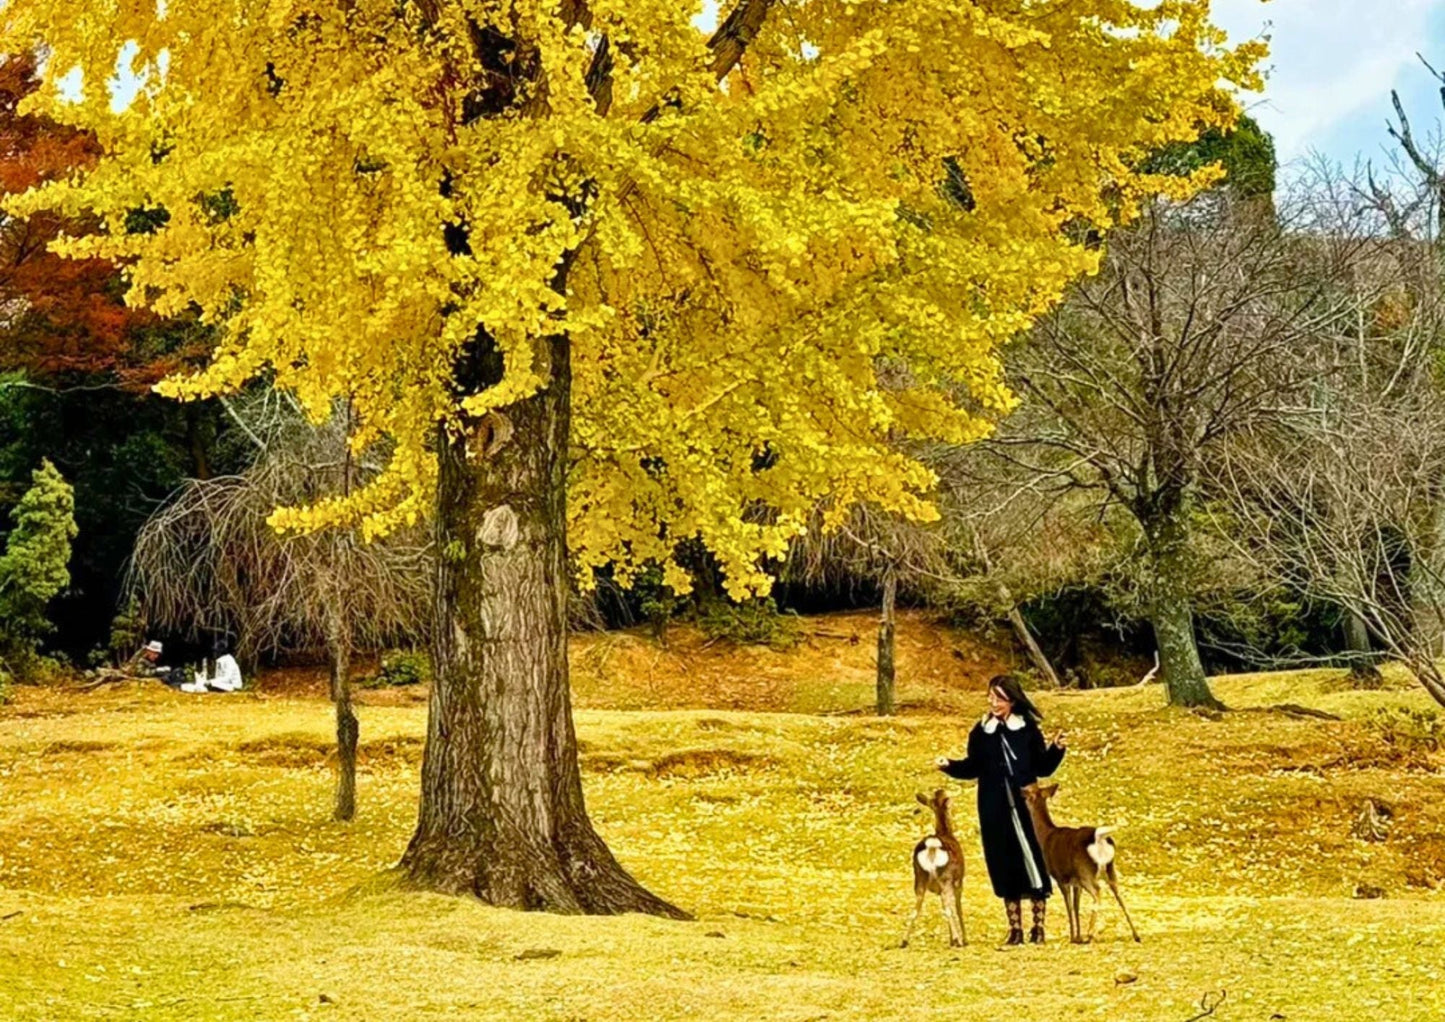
[[3, 0, 1259, 913]]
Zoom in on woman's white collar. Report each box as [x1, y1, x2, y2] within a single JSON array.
[[982, 713, 1026, 733]]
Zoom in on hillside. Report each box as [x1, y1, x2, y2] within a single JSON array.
[[255, 610, 1026, 713]]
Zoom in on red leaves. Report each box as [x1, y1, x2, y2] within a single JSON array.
[[0, 54, 163, 391]]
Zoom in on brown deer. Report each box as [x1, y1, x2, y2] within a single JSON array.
[[900, 789, 966, 948], [1021, 783, 1140, 944]]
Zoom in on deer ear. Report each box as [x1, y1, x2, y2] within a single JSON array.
[[1044, 784, 1059, 798], [916, 792, 931, 807]]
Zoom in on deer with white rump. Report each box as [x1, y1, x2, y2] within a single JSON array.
[[1021, 782, 1140, 944], [900, 788, 966, 948]]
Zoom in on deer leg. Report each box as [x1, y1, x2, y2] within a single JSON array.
[[1085, 882, 1101, 943], [1106, 865, 1141, 943], [940, 886, 963, 947], [900, 888, 926, 948], [952, 883, 967, 946], [1068, 885, 1084, 943]]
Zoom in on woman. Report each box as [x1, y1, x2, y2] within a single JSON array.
[[182, 637, 245, 693], [936, 673, 1066, 945]]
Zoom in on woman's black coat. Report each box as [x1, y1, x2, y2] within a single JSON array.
[[940, 715, 1064, 900]]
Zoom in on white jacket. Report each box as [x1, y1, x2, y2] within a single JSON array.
[[186, 654, 244, 693]]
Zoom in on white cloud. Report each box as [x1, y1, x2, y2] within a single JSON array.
[[1211, 0, 1442, 159]]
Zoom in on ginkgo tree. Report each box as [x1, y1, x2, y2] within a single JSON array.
[[2, 0, 1260, 916]]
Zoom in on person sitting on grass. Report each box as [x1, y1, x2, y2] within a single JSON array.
[[936, 673, 1066, 946], [180, 639, 244, 693], [122, 640, 165, 677], [122, 640, 189, 689]]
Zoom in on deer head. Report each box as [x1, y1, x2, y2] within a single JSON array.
[[916, 788, 955, 837], [916, 789, 949, 813], [1021, 783, 1059, 810]]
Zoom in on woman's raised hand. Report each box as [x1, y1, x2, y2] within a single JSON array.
[[1052, 731, 1068, 749], [935, 755, 950, 768]]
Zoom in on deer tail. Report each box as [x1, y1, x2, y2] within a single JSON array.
[[1087, 827, 1116, 867], [916, 837, 951, 875]]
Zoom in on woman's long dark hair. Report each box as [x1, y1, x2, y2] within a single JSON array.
[[204, 635, 231, 681], [988, 673, 1043, 725]]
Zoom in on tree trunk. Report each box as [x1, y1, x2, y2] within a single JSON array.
[[876, 569, 897, 716], [1145, 513, 1223, 710], [1005, 604, 1061, 688], [1408, 654, 1445, 708], [1342, 610, 1373, 656], [329, 618, 358, 822], [971, 527, 1061, 687], [399, 331, 686, 918], [186, 403, 211, 480], [1150, 591, 1221, 709]]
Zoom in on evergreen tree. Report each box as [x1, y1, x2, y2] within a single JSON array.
[[0, 459, 78, 676]]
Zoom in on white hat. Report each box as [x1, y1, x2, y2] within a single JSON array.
[[145, 641, 163, 654]]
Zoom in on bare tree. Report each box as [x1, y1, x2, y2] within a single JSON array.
[[925, 436, 1130, 686], [1386, 56, 1445, 252], [1211, 165, 1445, 707], [999, 192, 1366, 708], [1215, 398, 1445, 706], [129, 390, 432, 819]]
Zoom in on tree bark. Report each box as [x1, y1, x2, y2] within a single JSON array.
[[399, 331, 687, 918], [186, 403, 212, 481], [1145, 514, 1223, 709], [876, 569, 897, 716], [1342, 610, 1373, 655], [1150, 591, 1221, 708], [329, 615, 358, 822]]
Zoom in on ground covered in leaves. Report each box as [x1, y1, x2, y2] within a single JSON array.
[[3, 618, 1444, 1020]]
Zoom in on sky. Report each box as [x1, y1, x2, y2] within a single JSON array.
[[77, 0, 1445, 179], [1211, 0, 1445, 176]]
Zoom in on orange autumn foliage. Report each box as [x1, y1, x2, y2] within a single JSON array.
[[0, 55, 171, 389]]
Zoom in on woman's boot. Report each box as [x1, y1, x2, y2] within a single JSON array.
[[1029, 898, 1046, 944], [1004, 899, 1024, 945]]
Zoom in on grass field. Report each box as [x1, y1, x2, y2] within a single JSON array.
[[3, 615, 1444, 1020]]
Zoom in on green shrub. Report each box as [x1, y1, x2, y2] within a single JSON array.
[[107, 596, 147, 667], [697, 596, 801, 649], [361, 649, 431, 688], [2, 652, 71, 688], [0, 460, 77, 680]]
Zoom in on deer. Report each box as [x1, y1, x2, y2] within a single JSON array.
[[900, 789, 966, 948], [1020, 782, 1140, 944]]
